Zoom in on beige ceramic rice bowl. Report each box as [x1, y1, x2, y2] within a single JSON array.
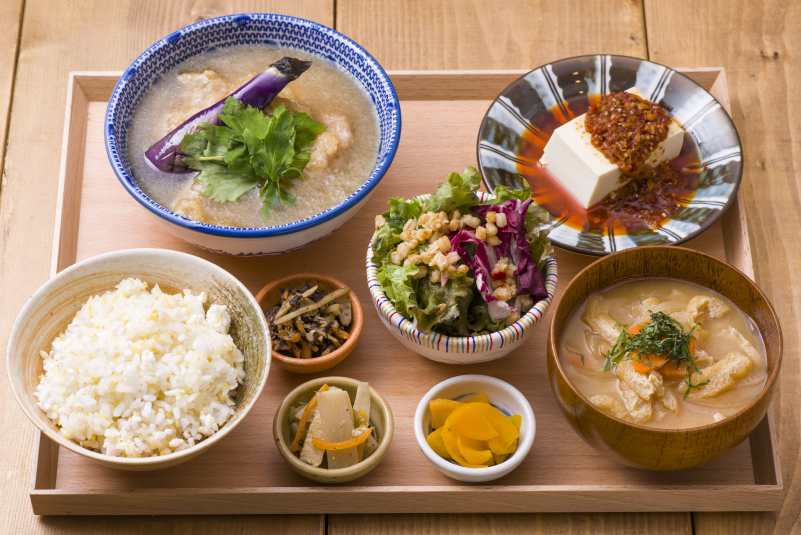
[[6, 249, 270, 471]]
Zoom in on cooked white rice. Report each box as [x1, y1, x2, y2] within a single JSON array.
[[35, 278, 245, 457]]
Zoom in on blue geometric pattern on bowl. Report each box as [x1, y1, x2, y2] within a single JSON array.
[[477, 55, 742, 256], [106, 13, 400, 238]]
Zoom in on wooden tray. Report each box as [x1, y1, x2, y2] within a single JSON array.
[[30, 68, 782, 515]]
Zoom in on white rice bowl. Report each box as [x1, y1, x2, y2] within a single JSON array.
[[34, 278, 245, 458]]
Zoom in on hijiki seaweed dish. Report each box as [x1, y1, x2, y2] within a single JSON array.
[[264, 282, 353, 359]]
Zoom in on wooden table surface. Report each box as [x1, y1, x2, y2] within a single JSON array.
[[0, 1, 797, 533]]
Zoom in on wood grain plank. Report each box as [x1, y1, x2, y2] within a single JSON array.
[[0, 1, 331, 533], [644, 1, 801, 534], [336, 0, 647, 70], [329, 513, 693, 535], [0, 0, 23, 186]]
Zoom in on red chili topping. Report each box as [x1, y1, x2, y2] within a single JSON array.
[[585, 91, 671, 177], [492, 271, 507, 282], [589, 161, 688, 230]]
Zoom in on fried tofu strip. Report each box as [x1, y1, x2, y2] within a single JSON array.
[[616, 359, 663, 401], [656, 388, 679, 414], [589, 395, 629, 419], [582, 296, 624, 345], [678, 351, 753, 399], [693, 346, 715, 367], [687, 295, 730, 325], [721, 326, 763, 368], [619, 380, 653, 423]]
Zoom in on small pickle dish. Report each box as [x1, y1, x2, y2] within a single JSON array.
[[256, 273, 363, 374], [273, 377, 394, 483]]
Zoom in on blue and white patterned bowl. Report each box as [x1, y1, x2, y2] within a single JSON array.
[[106, 14, 400, 256], [478, 55, 743, 256], [366, 192, 558, 365]]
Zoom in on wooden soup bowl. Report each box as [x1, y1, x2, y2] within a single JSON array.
[[546, 246, 782, 471]]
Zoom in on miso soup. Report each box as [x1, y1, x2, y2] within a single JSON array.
[[558, 279, 768, 429]]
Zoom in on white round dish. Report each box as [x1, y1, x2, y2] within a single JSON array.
[[6, 249, 270, 471], [413, 375, 535, 483], [366, 191, 558, 364]]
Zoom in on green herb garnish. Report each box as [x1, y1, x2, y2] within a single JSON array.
[[602, 311, 708, 398], [181, 97, 325, 218]]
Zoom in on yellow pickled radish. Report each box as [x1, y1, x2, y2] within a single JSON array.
[[492, 452, 510, 465], [442, 426, 490, 468], [430, 399, 463, 428], [445, 404, 499, 441], [466, 392, 489, 404], [427, 394, 521, 469], [426, 427, 451, 459], [457, 435, 493, 465]]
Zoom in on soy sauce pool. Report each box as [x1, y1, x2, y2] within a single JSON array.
[[516, 96, 703, 235]]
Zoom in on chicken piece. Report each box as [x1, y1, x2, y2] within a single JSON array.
[[720, 326, 763, 366], [166, 70, 247, 132], [320, 112, 352, 150], [616, 359, 663, 401], [687, 295, 730, 325], [619, 380, 653, 423], [306, 131, 340, 171], [173, 198, 205, 222], [299, 408, 325, 467], [582, 296, 624, 345], [589, 395, 628, 419], [678, 351, 753, 399]]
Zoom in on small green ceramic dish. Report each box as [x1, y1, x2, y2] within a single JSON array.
[[273, 376, 394, 484]]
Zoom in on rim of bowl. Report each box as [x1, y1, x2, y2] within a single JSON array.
[[6, 248, 271, 466], [548, 244, 783, 434], [476, 54, 744, 256], [366, 192, 558, 353], [273, 376, 394, 475], [105, 13, 401, 239], [413, 374, 536, 475], [254, 273, 364, 367]]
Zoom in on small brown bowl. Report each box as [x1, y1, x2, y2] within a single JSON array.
[[547, 246, 782, 471], [255, 273, 363, 374], [273, 376, 394, 483]]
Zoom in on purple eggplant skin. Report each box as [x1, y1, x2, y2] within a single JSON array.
[[144, 57, 311, 173]]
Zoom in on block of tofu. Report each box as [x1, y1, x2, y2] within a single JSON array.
[[539, 88, 684, 209]]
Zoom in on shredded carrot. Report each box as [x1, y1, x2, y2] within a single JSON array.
[[628, 320, 693, 378], [311, 428, 374, 451], [290, 384, 330, 452]]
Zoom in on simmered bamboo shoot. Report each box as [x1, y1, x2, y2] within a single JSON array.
[[316, 389, 359, 469], [299, 409, 325, 467]]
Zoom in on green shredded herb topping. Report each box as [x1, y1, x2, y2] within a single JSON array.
[[602, 311, 709, 398], [181, 97, 325, 219]]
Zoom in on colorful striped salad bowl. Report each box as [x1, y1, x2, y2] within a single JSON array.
[[366, 192, 558, 365]]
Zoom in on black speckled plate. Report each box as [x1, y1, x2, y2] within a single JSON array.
[[477, 55, 743, 256]]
